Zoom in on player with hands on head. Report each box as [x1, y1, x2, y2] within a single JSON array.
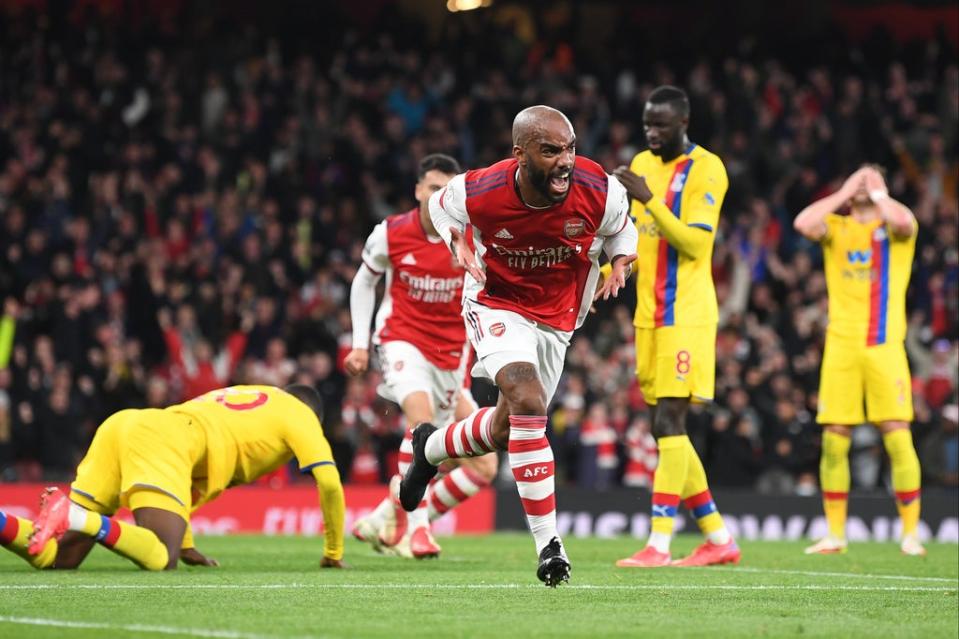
[[794, 164, 923, 556]]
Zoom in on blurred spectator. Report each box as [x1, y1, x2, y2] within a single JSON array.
[[919, 403, 959, 489], [159, 307, 253, 401], [623, 414, 658, 488]]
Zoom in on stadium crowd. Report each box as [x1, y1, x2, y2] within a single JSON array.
[[0, 3, 956, 495]]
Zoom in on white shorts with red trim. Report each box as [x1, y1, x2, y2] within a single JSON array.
[[462, 298, 571, 404], [376, 340, 468, 427]]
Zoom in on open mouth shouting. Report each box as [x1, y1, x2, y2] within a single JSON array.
[[549, 169, 571, 198]]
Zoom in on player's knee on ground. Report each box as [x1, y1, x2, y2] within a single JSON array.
[[497, 363, 547, 416], [461, 452, 498, 482], [128, 491, 189, 570], [651, 398, 688, 439], [50, 532, 97, 570]]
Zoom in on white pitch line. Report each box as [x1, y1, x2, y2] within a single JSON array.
[[697, 566, 959, 584], [0, 615, 315, 639], [0, 583, 954, 593]]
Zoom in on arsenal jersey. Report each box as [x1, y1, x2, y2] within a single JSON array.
[[430, 157, 637, 332], [360, 209, 468, 369]]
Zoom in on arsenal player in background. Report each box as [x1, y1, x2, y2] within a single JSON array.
[[346, 154, 497, 560]]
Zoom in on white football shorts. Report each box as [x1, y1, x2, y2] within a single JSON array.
[[376, 340, 468, 427], [462, 298, 571, 404]]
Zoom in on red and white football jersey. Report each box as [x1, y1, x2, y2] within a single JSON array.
[[361, 209, 467, 370], [430, 156, 636, 332]]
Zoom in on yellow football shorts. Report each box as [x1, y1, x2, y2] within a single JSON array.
[[817, 336, 913, 425], [70, 409, 205, 521], [635, 325, 716, 405]]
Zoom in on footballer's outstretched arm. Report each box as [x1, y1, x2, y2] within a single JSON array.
[[599, 175, 640, 263], [429, 173, 485, 282], [311, 463, 346, 566], [596, 175, 639, 297], [428, 173, 469, 252]]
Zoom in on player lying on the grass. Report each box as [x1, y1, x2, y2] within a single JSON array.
[[346, 153, 497, 559], [0, 384, 346, 570], [400, 105, 638, 587], [794, 165, 925, 557]]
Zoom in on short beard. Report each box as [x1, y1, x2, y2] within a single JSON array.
[[526, 163, 570, 203]]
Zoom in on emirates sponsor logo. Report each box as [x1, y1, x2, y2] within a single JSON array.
[[398, 271, 463, 303], [399, 272, 462, 291], [491, 243, 579, 270], [490, 322, 506, 337]]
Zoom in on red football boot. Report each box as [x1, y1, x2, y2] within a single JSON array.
[[672, 540, 742, 567], [28, 487, 71, 555], [615, 546, 671, 568], [409, 526, 441, 559]]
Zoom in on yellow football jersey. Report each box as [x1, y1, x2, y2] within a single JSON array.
[[629, 144, 727, 328], [821, 213, 916, 345], [166, 385, 335, 505]]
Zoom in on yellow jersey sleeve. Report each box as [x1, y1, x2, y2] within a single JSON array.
[[284, 411, 346, 561], [284, 409, 337, 474], [311, 464, 346, 561], [683, 154, 727, 232]]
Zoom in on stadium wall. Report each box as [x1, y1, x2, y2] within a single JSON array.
[[2, 484, 955, 542], [0, 484, 496, 536], [495, 488, 959, 544]]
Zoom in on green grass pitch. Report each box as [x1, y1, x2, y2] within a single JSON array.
[[1, 534, 956, 638]]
